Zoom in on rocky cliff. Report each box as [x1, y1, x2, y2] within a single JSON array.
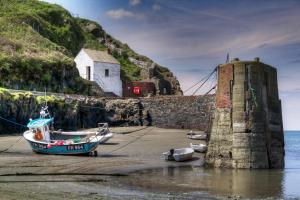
[[0, 0, 182, 96]]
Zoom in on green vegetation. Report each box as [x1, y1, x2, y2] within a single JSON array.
[[0, 87, 9, 96], [0, 0, 179, 94], [36, 95, 57, 104]]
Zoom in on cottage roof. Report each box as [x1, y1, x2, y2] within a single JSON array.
[[82, 48, 119, 64]]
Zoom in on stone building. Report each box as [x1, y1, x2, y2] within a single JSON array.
[[206, 58, 284, 169], [74, 48, 122, 96]]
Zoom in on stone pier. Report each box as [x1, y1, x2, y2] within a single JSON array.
[[206, 58, 285, 169]]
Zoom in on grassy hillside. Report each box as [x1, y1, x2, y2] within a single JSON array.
[[0, 0, 182, 95]]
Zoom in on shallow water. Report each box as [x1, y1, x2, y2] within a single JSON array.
[[118, 131, 300, 199]]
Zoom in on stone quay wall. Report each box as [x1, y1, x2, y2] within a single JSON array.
[[205, 59, 284, 169], [0, 89, 215, 134]]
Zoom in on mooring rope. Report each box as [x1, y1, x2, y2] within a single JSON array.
[[107, 126, 155, 154], [0, 136, 23, 154], [29, 126, 156, 170], [204, 84, 217, 95], [184, 67, 217, 94], [0, 115, 27, 153], [191, 67, 217, 96], [0, 116, 27, 128]]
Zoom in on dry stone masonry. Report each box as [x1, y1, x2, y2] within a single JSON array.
[[0, 92, 214, 134], [206, 58, 284, 169]]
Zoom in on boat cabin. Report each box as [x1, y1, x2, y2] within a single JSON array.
[[27, 118, 53, 142]]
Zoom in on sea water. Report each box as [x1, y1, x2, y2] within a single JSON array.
[[120, 131, 300, 199]]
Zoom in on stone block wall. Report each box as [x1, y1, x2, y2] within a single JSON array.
[[0, 90, 215, 134], [206, 59, 285, 169], [141, 95, 215, 130]]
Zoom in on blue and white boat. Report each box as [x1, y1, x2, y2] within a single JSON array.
[[23, 106, 110, 156]]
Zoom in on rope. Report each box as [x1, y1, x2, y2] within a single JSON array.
[[114, 126, 149, 135], [0, 116, 27, 153], [0, 136, 23, 153], [0, 116, 27, 128], [183, 73, 211, 93], [107, 126, 155, 154], [192, 67, 217, 96], [33, 127, 156, 169], [183, 67, 217, 94], [204, 84, 217, 95]]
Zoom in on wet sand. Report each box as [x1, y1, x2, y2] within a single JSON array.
[[0, 126, 211, 200]]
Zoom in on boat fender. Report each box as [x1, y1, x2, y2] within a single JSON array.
[[47, 144, 52, 148]]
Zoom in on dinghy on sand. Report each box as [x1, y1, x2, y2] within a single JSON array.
[[187, 130, 207, 140], [98, 123, 114, 144], [163, 148, 194, 162], [190, 143, 207, 153]]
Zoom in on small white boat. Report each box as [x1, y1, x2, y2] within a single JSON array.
[[99, 132, 113, 143], [187, 131, 207, 140], [53, 123, 114, 144], [98, 124, 114, 144], [190, 143, 207, 153], [163, 148, 194, 162]]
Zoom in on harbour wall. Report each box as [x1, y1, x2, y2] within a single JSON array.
[[0, 89, 215, 134], [205, 59, 285, 169]]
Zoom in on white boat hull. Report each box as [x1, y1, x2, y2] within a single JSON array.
[[187, 134, 207, 140], [99, 132, 114, 143], [190, 143, 207, 153], [163, 148, 194, 162]]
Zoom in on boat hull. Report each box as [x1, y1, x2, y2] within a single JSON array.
[[27, 140, 99, 155], [99, 132, 113, 144], [163, 148, 194, 162], [190, 143, 207, 153], [187, 134, 207, 140]]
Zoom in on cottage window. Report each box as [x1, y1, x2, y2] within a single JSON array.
[[105, 69, 109, 77]]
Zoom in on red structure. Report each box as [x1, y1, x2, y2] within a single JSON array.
[[216, 64, 233, 108], [133, 86, 141, 95], [123, 81, 156, 97]]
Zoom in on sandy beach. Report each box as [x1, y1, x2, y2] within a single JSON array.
[[0, 126, 212, 200]]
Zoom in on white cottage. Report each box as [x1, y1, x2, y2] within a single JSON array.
[[74, 48, 122, 96]]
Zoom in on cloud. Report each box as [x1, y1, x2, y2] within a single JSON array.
[[152, 4, 161, 11], [129, 0, 140, 6], [106, 9, 135, 19]]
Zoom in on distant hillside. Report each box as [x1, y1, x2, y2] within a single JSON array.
[[0, 0, 182, 95]]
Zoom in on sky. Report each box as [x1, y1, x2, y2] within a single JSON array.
[[42, 0, 300, 130]]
